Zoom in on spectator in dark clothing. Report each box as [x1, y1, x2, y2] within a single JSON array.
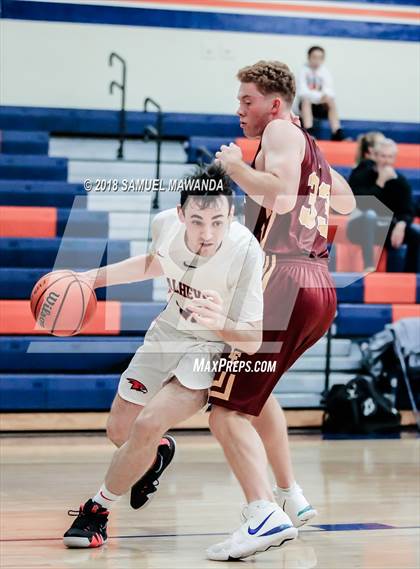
[[353, 130, 384, 166], [347, 135, 420, 272]]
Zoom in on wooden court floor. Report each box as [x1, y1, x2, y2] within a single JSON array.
[[1, 432, 419, 569]]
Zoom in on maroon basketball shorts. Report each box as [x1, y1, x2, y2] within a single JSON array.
[[209, 255, 337, 416]]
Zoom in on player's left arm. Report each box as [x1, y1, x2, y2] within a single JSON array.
[[215, 120, 302, 215], [78, 254, 163, 289], [77, 211, 168, 288], [329, 167, 356, 214]]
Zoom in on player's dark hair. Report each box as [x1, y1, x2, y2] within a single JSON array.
[[179, 162, 234, 211], [308, 46, 325, 57]]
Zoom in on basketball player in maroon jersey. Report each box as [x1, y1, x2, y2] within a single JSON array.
[[202, 61, 355, 560]]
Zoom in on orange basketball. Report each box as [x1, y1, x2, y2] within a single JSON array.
[[30, 270, 97, 337]]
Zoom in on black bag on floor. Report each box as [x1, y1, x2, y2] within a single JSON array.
[[322, 375, 401, 434], [360, 317, 420, 429]]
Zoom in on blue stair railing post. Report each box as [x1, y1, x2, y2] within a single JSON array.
[[197, 146, 214, 167], [109, 52, 127, 160], [144, 97, 163, 209]]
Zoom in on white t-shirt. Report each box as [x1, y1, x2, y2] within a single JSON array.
[[297, 63, 335, 105], [150, 209, 264, 341]]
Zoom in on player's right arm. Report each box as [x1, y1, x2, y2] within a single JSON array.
[[329, 167, 356, 214], [78, 254, 163, 289], [217, 120, 303, 215], [76, 212, 166, 288]]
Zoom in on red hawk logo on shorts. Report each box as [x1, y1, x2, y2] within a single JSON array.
[[127, 378, 148, 394]]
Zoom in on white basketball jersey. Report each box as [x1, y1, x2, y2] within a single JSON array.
[[150, 209, 264, 341]]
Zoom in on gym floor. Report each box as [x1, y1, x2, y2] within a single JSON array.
[[1, 431, 419, 569]]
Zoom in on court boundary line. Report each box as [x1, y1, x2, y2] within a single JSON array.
[[2, 525, 419, 543]]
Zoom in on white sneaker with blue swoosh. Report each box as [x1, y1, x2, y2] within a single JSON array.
[[206, 500, 297, 561], [275, 483, 317, 527]]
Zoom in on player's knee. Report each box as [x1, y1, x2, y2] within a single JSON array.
[[106, 415, 129, 447], [131, 409, 165, 443], [208, 407, 222, 437], [209, 405, 248, 439], [195, 388, 208, 409]]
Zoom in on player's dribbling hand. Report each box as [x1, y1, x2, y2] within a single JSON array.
[[185, 289, 225, 330], [215, 143, 243, 175], [75, 270, 98, 290]]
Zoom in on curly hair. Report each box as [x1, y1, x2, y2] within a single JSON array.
[[237, 60, 296, 104]]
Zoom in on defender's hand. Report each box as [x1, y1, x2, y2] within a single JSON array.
[[215, 143, 243, 175]]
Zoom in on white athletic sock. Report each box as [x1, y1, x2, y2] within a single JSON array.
[[92, 484, 121, 510], [277, 481, 299, 495], [247, 499, 277, 513]]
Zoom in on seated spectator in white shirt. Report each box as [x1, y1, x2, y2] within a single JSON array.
[[297, 46, 345, 141]]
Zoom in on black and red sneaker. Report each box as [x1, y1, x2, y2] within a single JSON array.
[[63, 499, 109, 548], [130, 435, 176, 510]]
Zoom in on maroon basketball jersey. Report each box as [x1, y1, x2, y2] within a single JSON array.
[[245, 126, 331, 258]]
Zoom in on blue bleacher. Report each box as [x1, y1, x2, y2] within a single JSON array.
[[0, 268, 153, 301], [0, 107, 243, 138], [333, 274, 364, 303], [0, 107, 130, 134], [0, 180, 87, 207], [0, 237, 130, 268], [0, 155, 68, 181], [1, 130, 49, 155], [56, 209, 109, 237], [315, 120, 420, 144], [335, 304, 392, 336], [0, 374, 120, 411], [120, 302, 165, 333], [1, 106, 418, 142], [186, 136, 231, 163], [0, 336, 144, 372]]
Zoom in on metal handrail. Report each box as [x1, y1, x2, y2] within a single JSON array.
[[144, 97, 162, 114], [143, 97, 163, 209], [197, 146, 214, 167], [109, 52, 127, 160]]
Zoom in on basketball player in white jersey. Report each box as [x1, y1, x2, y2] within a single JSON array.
[[63, 164, 265, 548]]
